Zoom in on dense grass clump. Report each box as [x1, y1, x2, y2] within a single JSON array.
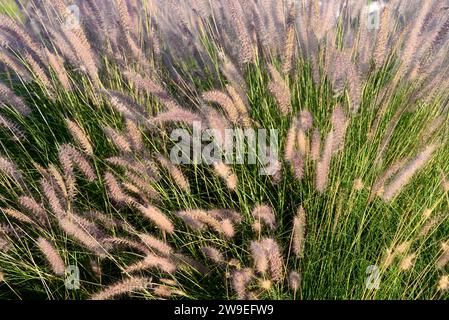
[[0, 0, 448, 300]]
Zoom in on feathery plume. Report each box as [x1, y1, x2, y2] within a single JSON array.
[[268, 82, 292, 116], [0, 51, 31, 81], [153, 285, 183, 298], [40, 178, 66, 216], [66, 120, 93, 156], [229, 0, 253, 64], [436, 242, 449, 270], [310, 128, 321, 161], [252, 205, 276, 230], [105, 172, 129, 203], [58, 216, 108, 257], [250, 241, 269, 273], [400, 253, 416, 271], [59, 144, 96, 182], [0, 14, 44, 60], [400, 1, 433, 72], [104, 127, 132, 153], [45, 49, 71, 91], [259, 279, 272, 291], [261, 238, 284, 282], [90, 277, 152, 300], [37, 237, 65, 276], [331, 106, 348, 154], [125, 253, 177, 274], [201, 246, 224, 263], [284, 119, 298, 161], [438, 275, 449, 291], [137, 204, 174, 234], [292, 206, 306, 258], [24, 53, 53, 93], [138, 234, 173, 256], [150, 108, 202, 127], [296, 127, 308, 156], [394, 241, 411, 256], [220, 219, 235, 238], [177, 209, 231, 237], [124, 172, 160, 201], [156, 155, 190, 193], [209, 209, 243, 224], [382, 145, 437, 201], [213, 162, 238, 191], [232, 268, 253, 299], [268, 64, 292, 115], [0, 156, 23, 183], [226, 85, 251, 127], [369, 158, 407, 202], [0, 115, 25, 140], [203, 90, 240, 125], [382, 247, 396, 268], [282, 4, 297, 74], [316, 131, 333, 193], [291, 153, 304, 180], [353, 178, 365, 191], [125, 120, 143, 152], [374, 4, 392, 66], [0, 82, 31, 116], [299, 110, 313, 131], [289, 270, 301, 292], [1, 208, 35, 225], [63, 28, 99, 86], [19, 196, 47, 224], [48, 164, 68, 199], [103, 237, 149, 254]]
